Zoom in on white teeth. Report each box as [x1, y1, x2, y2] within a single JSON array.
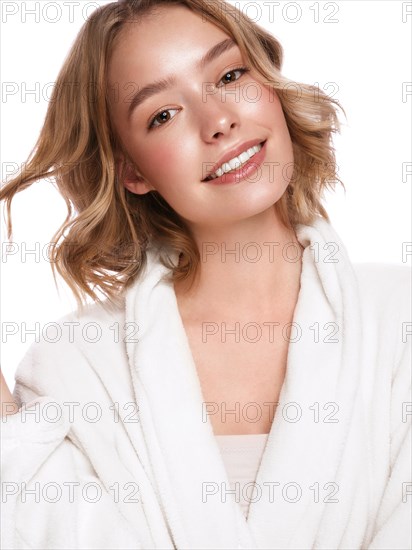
[[229, 158, 240, 170], [208, 142, 263, 180], [239, 151, 250, 163]]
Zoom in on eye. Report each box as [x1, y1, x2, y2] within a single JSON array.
[[217, 66, 250, 87], [148, 108, 180, 130], [147, 66, 250, 131]]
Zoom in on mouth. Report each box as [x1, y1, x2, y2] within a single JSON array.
[[201, 140, 267, 185]]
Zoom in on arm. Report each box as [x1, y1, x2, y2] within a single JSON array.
[[1, 360, 143, 550], [1, 369, 19, 416], [366, 320, 412, 549]]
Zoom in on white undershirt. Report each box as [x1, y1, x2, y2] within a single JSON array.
[[215, 433, 269, 519]]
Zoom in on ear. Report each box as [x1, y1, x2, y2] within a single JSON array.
[[116, 158, 156, 195]]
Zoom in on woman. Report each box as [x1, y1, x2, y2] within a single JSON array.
[[1, 0, 410, 548]]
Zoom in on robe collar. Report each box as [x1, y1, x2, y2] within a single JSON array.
[[125, 216, 368, 549]]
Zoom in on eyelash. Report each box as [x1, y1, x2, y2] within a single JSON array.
[[147, 66, 251, 130]]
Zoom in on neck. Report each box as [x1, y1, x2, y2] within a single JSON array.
[[174, 206, 304, 315]]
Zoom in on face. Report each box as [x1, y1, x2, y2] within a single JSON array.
[[107, 4, 294, 230]]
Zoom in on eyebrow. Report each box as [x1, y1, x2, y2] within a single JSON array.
[[126, 38, 237, 121]]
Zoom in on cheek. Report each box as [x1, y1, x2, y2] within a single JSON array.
[[136, 136, 200, 191], [265, 92, 285, 124], [131, 141, 180, 190], [265, 93, 293, 150]]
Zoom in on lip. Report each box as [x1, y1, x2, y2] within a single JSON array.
[[201, 138, 266, 182], [201, 140, 267, 186]]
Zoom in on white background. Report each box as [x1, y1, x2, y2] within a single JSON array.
[[1, 0, 411, 386]]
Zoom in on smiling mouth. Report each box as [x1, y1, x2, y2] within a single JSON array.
[[202, 141, 267, 182]]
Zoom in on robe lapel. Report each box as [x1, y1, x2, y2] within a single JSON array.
[[126, 247, 255, 549], [247, 219, 370, 549], [125, 217, 370, 549]]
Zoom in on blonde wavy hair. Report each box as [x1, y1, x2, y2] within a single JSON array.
[[0, 0, 345, 308]]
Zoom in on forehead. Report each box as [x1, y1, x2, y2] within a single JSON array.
[[108, 5, 232, 86]]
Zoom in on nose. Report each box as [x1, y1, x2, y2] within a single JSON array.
[[199, 90, 241, 142]]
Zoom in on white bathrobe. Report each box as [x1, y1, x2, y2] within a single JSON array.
[[1, 216, 411, 550]]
